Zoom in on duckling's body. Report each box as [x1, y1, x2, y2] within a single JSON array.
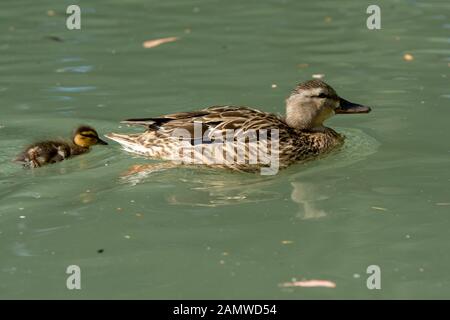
[[15, 126, 107, 168], [106, 80, 371, 172]]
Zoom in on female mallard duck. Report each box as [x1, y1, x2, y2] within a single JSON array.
[[15, 125, 108, 168], [106, 80, 371, 173]]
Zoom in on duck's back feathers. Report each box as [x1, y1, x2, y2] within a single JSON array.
[[121, 106, 287, 137], [121, 110, 211, 127]]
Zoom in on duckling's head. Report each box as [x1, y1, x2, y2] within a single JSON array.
[[285, 79, 371, 130], [73, 125, 108, 148]]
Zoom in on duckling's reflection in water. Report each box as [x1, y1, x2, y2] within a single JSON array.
[[290, 181, 328, 219]]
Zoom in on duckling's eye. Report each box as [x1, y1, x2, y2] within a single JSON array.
[[316, 93, 328, 99]]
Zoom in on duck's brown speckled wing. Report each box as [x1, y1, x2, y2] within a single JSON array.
[[122, 106, 287, 139]]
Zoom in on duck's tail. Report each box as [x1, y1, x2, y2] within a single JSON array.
[[105, 132, 137, 144], [105, 133, 149, 155]]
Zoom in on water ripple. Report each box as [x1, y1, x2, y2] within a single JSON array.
[[56, 65, 93, 73], [49, 86, 96, 93]]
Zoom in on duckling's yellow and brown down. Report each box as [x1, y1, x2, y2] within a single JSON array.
[[15, 125, 108, 168]]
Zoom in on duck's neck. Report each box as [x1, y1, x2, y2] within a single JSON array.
[[285, 104, 325, 131]]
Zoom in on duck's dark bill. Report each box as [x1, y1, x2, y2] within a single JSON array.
[[97, 139, 108, 145], [336, 98, 371, 114]]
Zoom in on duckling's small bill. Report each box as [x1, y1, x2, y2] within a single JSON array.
[[96, 138, 108, 145]]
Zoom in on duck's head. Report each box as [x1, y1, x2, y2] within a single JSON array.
[[285, 79, 371, 130], [73, 125, 108, 148]]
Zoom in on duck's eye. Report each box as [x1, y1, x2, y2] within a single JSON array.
[[316, 93, 328, 98]]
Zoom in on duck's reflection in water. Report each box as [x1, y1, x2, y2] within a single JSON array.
[[120, 163, 329, 218], [119, 126, 379, 213], [120, 162, 281, 207], [290, 181, 328, 219]]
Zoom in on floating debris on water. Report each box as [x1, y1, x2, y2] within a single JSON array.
[[124, 235, 131, 239], [371, 206, 388, 211], [142, 37, 179, 49], [45, 35, 63, 42], [324, 16, 332, 23], [80, 192, 95, 204], [97, 249, 104, 254], [403, 53, 414, 61], [271, 84, 277, 88], [47, 10, 56, 16], [436, 203, 450, 206], [280, 279, 336, 288], [19, 216, 26, 219], [281, 240, 294, 244], [312, 74, 324, 79]]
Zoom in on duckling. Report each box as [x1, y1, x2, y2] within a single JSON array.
[[15, 125, 108, 168]]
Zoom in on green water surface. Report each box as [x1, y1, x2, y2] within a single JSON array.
[[0, 0, 449, 299]]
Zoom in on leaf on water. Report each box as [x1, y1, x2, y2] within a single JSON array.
[[142, 37, 179, 49], [403, 53, 414, 61], [371, 206, 388, 211], [45, 35, 64, 42], [280, 280, 336, 288]]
